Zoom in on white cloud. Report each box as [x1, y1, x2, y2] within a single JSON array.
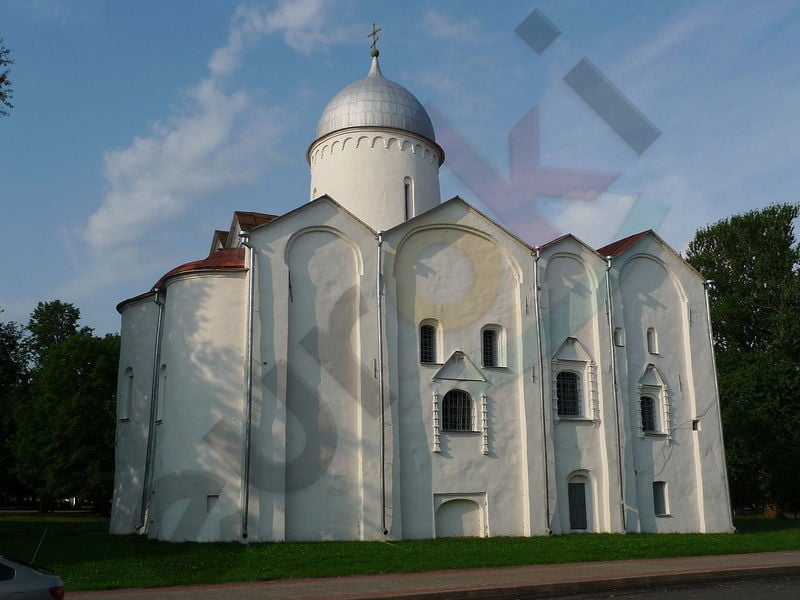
[[71, 0, 362, 310], [546, 193, 639, 248], [82, 79, 269, 250], [422, 9, 480, 41]]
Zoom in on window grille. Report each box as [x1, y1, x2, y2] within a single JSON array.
[[556, 371, 581, 417], [482, 328, 498, 367], [420, 323, 436, 363], [640, 396, 657, 432], [442, 390, 473, 431]]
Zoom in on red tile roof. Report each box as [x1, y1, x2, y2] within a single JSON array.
[[153, 247, 246, 290], [596, 230, 651, 257]]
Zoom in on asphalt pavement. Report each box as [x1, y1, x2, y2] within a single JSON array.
[[68, 550, 800, 600]]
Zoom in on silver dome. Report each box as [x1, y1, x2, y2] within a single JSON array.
[[314, 56, 436, 143]]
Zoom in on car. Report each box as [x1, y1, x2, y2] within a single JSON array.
[[0, 555, 64, 599]]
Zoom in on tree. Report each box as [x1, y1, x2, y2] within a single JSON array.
[[26, 300, 93, 368], [0, 312, 28, 504], [0, 36, 12, 117], [13, 333, 120, 513], [686, 204, 800, 514]]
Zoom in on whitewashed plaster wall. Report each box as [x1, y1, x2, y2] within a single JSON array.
[[612, 236, 732, 533], [383, 200, 541, 539], [308, 129, 442, 231], [245, 198, 382, 542], [110, 295, 159, 534], [538, 238, 621, 534], [147, 272, 248, 542]]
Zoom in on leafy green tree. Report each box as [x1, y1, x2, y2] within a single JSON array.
[[687, 204, 800, 514], [0, 312, 28, 504], [26, 300, 93, 368], [0, 36, 12, 117], [14, 333, 120, 513]]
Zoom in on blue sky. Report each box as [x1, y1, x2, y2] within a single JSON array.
[[1, 0, 799, 334]]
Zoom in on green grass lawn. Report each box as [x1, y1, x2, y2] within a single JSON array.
[[0, 512, 798, 591]]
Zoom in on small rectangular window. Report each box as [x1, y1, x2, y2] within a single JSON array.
[[206, 495, 219, 513], [653, 481, 668, 516], [613, 327, 624, 346]]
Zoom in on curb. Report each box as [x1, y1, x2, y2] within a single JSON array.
[[370, 565, 800, 600]]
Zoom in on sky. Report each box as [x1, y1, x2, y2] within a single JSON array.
[[1, 0, 799, 335]]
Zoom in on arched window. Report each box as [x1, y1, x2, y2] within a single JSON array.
[[646, 327, 658, 354], [419, 320, 438, 364], [442, 390, 473, 431], [481, 325, 502, 367], [556, 371, 581, 417], [640, 396, 657, 432]]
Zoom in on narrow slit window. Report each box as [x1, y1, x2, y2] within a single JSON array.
[[420, 322, 437, 364], [653, 481, 668, 516], [482, 328, 499, 367], [647, 327, 658, 354], [614, 327, 625, 346], [404, 176, 413, 220], [119, 367, 133, 421]]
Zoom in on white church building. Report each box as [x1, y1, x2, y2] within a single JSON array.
[[110, 47, 733, 542]]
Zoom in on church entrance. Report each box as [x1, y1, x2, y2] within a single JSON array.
[[568, 481, 588, 530]]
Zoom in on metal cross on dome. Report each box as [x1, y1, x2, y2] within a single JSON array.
[[368, 23, 382, 52]]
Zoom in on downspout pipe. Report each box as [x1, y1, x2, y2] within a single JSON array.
[[605, 256, 627, 532], [138, 289, 165, 531], [532, 247, 551, 534], [703, 280, 735, 531], [239, 231, 256, 542], [377, 231, 388, 535]]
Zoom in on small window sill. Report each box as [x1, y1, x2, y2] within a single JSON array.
[[482, 365, 508, 370], [420, 362, 443, 367], [643, 431, 668, 437], [655, 513, 672, 518], [117, 417, 131, 423], [442, 430, 481, 435], [557, 416, 593, 422]]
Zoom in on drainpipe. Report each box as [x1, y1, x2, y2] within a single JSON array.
[[703, 280, 734, 531], [532, 247, 551, 533], [138, 289, 165, 531], [605, 256, 627, 532], [376, 231, 388, 535], [239, 231, 256, 542]]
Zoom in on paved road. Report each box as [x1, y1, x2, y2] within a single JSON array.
[[548, 575, 800, 600], [69, 550, 800, 600]]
